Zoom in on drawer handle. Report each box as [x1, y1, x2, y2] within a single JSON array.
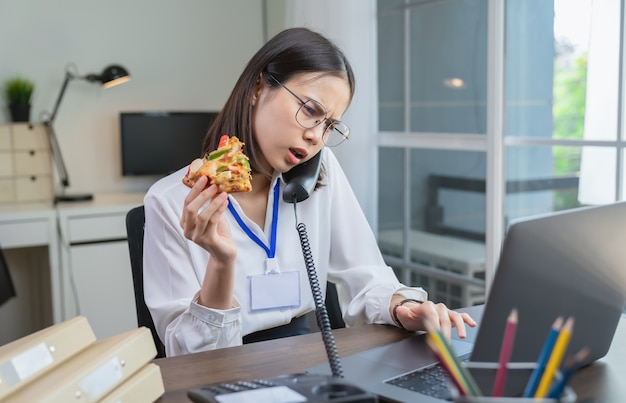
[[29, 150, 35, 156], [30, 176, 36, 182]]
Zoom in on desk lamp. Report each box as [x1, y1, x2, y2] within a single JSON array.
[[44, 64, 131, 203]]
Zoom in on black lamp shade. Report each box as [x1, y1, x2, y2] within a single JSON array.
[[100, 65, 130, 88], [86, 64, 130, 88]]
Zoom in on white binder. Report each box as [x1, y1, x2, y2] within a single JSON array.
[[5, 326, 156, 402], [0, 316, 96, 400], [99, 363, 165, 403]]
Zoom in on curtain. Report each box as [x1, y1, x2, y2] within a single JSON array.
[[578, 0, 620, 205]]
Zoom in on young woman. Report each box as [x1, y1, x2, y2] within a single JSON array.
[[143, 27, 475, 356]]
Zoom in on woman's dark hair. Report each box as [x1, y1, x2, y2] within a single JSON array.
[[202, 27, 356, 180]]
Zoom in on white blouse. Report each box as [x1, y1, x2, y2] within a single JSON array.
[[143, 148, 427, 356]]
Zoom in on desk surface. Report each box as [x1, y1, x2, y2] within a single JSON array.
[[153, 309, 626, 402], [56, 192, 145, 213]]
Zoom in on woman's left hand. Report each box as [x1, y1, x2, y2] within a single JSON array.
[[392, 300, 476, 340], [180, 178, 236, 262]]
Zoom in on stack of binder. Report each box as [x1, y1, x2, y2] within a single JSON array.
[[0, 316, 164, 402]]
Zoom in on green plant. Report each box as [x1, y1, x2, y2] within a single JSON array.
[[4, 77, 34, 105]]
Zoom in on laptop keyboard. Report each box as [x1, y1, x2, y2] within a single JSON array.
[[385, 363, 453, 401]]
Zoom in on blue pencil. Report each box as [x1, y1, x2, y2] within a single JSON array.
[[547, 347, 590, 399], [522, 316, 563, 397]]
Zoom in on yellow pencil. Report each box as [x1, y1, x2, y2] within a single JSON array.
[[424, 319, 482, 396], [426, 334, 471, 396], [534, 317, 575, 398]]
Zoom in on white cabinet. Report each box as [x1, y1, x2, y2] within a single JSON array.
[[57, 193, 145, 340], [69, 242, 136, 339], [0, 123, 54, 204]]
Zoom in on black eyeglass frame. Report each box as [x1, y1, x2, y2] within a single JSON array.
[[267, 73, 350, 147]]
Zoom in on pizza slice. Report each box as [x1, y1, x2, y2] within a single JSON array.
[[182, 135, 252, 193]]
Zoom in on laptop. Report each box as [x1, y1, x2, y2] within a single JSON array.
[[308, 201, 626, 402]]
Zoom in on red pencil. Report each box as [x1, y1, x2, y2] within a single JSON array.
[[493, 308, 518, 396]]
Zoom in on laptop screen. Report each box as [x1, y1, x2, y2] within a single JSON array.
[[471, 201, 626, 364]]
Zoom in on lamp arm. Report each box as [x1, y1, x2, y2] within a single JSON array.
[[47, 70, 74, 124], [44, 69, 76, 190], [44, 122, 70, 188]]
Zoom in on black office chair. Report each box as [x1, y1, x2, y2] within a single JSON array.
[[325, 282, 346, 330], [125, 205, 345, 357], [125, 205, 166, 358], [0, 245, 16, 307]]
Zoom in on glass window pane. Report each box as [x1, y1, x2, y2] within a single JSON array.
[[377, 0, 406, 13], [410, 149, 487, 238], [378, 2, 406, 131], [505, 0, 555, 138], [504, 145, 618, 224], [378, 147, 406, 233], [506, 0, 621, 140], [378, 148, 486, 308], [408, 0, 487, 134]]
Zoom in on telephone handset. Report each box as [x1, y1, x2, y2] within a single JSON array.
[[282, 150, 323, 203]]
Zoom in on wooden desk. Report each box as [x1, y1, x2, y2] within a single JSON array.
[[154, 313, 626, 402], [154, 324, 410, 402]]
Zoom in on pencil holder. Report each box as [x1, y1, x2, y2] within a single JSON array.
[[451, 362, 576, 403]]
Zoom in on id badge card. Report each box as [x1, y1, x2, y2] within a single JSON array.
[[248, 270, 301, 312]]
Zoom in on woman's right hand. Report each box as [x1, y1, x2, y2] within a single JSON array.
[[180, 176, 237, 263]]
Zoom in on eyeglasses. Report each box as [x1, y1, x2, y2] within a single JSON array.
[[267, 74, 350, 147]]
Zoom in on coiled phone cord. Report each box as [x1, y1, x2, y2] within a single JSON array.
[[294, 206, 344, 378]]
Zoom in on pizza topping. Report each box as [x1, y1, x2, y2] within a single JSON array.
[[218, 134, 229, 148], [182, 135, 252, 193], [208, 147, 231, 160], [188, 158, 204, 173]]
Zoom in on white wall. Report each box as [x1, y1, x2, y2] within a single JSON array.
[[0, 0, 265, 195]]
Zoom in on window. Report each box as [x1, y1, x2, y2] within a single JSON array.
[[378, 0, 489, 308], [377, 0, 625, 305]]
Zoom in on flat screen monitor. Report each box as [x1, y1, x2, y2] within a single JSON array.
[[120, 111, 218, 177]]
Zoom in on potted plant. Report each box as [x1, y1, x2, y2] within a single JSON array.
[[4, 77, 34, 122]]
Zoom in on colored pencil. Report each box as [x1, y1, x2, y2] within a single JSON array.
[[534, 317, 575, 398], [424, 319, 482, 397], [523, 316, 564, 397], [426, 336, 469, 396], [547, 347, 590, 398], [492, 308, 518, 396]]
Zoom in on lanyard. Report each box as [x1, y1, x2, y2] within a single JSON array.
[[227, 180, 280, 259]]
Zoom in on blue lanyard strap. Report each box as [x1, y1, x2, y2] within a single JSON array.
[[227, 180, 280, 258]]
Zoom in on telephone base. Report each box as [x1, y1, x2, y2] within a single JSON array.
[[187, 372, 378, 402]]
